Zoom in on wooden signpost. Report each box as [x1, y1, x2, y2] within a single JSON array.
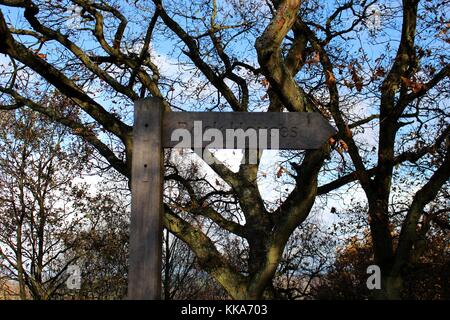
[[162, 111, 336, 149], [127, 97, 336, 300]]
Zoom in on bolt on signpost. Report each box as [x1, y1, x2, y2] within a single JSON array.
[[127, 97, 336, 300]]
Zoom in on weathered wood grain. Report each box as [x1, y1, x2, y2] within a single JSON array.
[[128, 98, 163, 300], [162, 112, 336, 149]]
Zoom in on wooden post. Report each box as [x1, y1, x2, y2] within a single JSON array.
[[128, 97, 164, 300]]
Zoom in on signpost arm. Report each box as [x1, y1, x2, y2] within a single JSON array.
[[128, 97, 164, 300]]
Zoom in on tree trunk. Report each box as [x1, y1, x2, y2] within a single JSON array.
[[373, 275, 403, 300]]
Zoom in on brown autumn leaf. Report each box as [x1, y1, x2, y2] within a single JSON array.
[[328, 137, 336, 146], [411, 82, 425, 93], [276, 166, 285, 178], [261, 78, 270, 88], [344, 125, 353, 138], [401, 76, 425, 93], [374, 67, 385, 78], [326, 70, 336, 86], [339, 140, 349, 152], [349, 63, 363, 92]]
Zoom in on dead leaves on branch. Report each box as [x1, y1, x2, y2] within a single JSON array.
[[276, 166, 285, 178], [33, 49, 47, 60], [260, 52, 370, 101], [437, 21, 450, 44], [329, 137, 349, 156], [372, 67, 386, 80], [328, 125, 352, 157], [400, 76, 426, 93], [349, 62, 363, 92], [336, 140, 349, 156], [325, 70, 336, 86], [323, 59, 365, 92], [260, 78, 270, 101]]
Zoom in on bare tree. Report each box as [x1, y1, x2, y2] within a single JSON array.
[[0, 0, 448, 299], [66, 177, 130, 300], [273, 221, 336, 299], [312, 224, 450, 300], [0, 108, 92, 299]]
